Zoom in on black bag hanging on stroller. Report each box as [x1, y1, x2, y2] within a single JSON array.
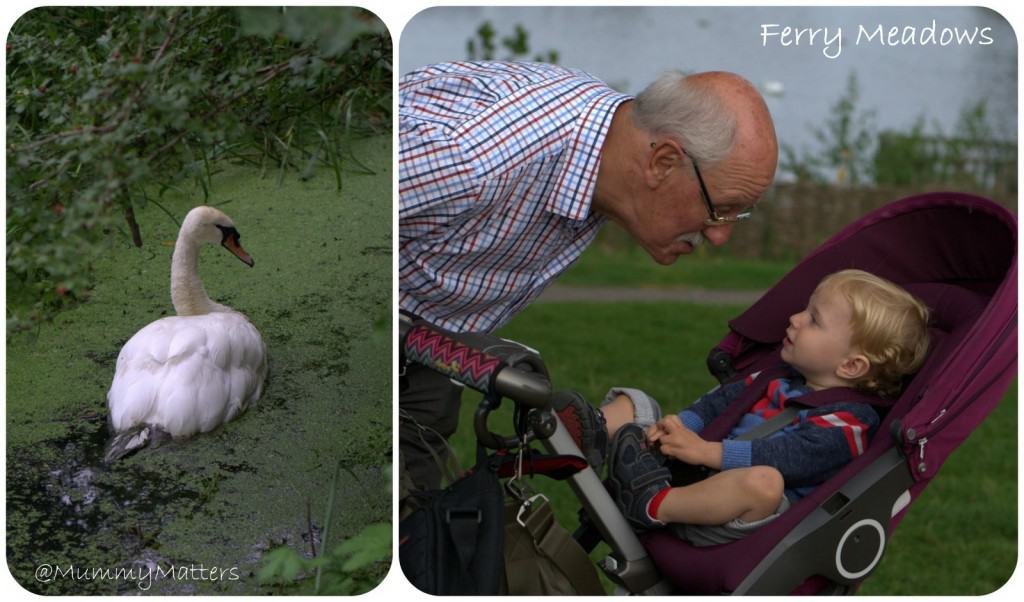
[[399, 445, 505, 595], [398, 321, 605, 595]]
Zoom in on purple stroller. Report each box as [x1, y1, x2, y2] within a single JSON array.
[[631, 191, 1018, 594], [399, 192, 1015, 594]]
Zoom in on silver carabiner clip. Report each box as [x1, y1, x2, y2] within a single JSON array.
[[505, 442, 527, 501], [516, 493, 549, 527]]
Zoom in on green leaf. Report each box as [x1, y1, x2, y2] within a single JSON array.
[[258, 546, 307, 584], [336, 523, 391, 572]]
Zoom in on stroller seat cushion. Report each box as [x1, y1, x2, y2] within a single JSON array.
[[899, 283, 988, 388], [903, 282, 987, 334], [671, 496, 791, 547]]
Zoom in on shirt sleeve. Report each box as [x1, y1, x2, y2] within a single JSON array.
[[398, 115, 481, 237], [398, 68, 495, 236]]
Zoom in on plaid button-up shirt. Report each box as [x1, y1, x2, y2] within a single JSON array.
[[399, 61, 631, 332]]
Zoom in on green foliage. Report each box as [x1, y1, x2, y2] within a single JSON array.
[[779, 71, 876, 186], [874, 100, 1016, 194], [782, 72, 1014, 196], [6, 7, 391, 332], [258, 523, 391, 595], [466, 20, 559, 64], [872, 117, 933, 187], [259, 546, 308, 587], [259, 463, 392, 595]]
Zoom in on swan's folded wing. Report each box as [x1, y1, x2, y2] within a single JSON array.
[[108, 320, 173, 430], [107, 312, 267, 437], [214, 314, 268, 412], [167, 323, 210, 363]]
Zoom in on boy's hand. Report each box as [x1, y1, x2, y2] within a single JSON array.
[[646, 415, 723, 469]]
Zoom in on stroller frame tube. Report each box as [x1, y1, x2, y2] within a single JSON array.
[[540, 409, 673, 595]]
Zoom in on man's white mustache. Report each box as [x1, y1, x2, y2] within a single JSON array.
[[675, 231, 704, 248]]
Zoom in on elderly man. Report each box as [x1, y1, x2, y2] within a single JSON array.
[[399, 61, 778, 495]]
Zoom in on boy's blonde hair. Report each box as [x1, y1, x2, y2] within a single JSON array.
[[818, 269, 931, 399]]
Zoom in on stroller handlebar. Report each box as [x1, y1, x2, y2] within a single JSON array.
[[400, 316, 552, 409]]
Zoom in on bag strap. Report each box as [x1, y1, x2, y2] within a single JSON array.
[[398, 408, 463, 486], [446, 507, 483, 572], [516, 497, 605, 595], [444, 446, 500, 574]]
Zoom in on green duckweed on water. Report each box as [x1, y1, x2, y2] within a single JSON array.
[[6, 135, 392, 594]]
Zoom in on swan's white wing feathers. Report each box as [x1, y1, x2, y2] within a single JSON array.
[[107, 311, 266, 437], [166, 323, 209, 363]]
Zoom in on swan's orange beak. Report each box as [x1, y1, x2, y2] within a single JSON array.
[[222, 235, 254, 267]]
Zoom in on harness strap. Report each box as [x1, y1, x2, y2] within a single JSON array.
[[702, 361, 884, 442], [732, 406, 804, 442]]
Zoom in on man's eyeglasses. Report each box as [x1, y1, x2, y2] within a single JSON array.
[[681, 149, 754, 227]]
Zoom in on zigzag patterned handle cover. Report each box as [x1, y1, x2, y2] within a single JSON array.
[[403, 324, 505, 393]]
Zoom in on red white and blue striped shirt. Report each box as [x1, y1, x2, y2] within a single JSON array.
[[679, 372, 879, 501], [399, 61, 632, 332]]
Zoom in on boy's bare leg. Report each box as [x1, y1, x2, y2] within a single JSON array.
[[602, 394, 637, 437], [654, 466, 784, 525]]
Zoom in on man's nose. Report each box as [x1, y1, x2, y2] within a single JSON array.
[[701, 223, 734, 247]]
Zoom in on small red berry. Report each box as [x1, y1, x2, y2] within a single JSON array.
[[38, 85, 46, 94], [70, 65, 78, 75], [131, 56, 141, 64], [57, 287, 68, 296], [51, 202, 65, 216]]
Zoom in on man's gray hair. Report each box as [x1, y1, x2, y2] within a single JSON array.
[[632, 71, 737, 166]]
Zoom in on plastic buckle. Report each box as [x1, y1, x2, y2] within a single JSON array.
[[446, 508, 483, 524]]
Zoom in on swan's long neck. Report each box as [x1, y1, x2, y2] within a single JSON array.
[[171, 235, 225, 316]]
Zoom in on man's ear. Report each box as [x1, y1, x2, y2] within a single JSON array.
[[836, 353, 871, 382], [645, 140, 683, 187]]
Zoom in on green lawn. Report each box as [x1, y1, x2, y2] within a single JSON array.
[[6, 136, 392, 594], [448, 301, 1017, 595], [556, 231, 795, 290]]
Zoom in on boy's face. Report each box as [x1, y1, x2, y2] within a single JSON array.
[[781, 284, 858, 389]]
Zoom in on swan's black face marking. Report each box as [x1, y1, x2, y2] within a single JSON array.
[[216, 224, 254, 267]]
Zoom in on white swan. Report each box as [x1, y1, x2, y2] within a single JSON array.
[[105, 206, 268, 461]]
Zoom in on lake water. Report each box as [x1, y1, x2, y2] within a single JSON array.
[[400, 6, 1017, 158]]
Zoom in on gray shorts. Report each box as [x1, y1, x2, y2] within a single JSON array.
[[670, 496, 791, 547]]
